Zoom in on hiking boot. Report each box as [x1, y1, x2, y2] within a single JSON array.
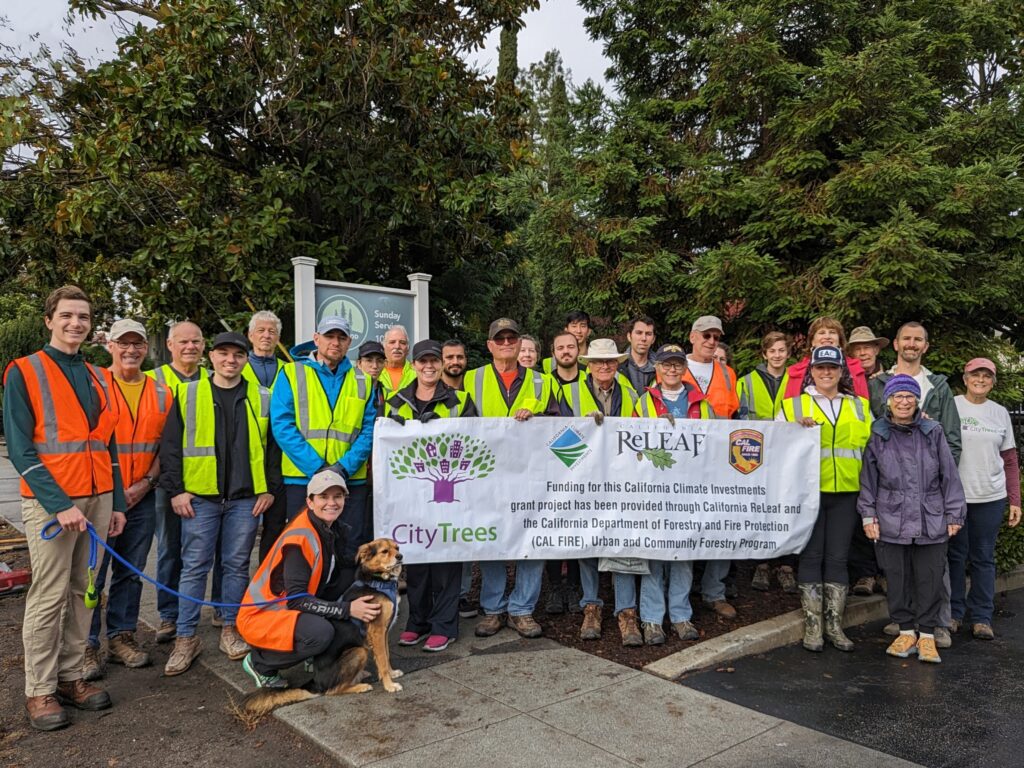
[[883, 622, 900, 637], [704, 599, 737, 620], [579, 604, 602, 641], [108, 632, 151, 668], [777, 566, 798, 594], [618, 608, 643, 647], [242, 653, 288, 689], [973, 623, 995, 640], [164, 636, 202, 676], [398, 631, 428, 646], [508, 614, 543, 639], [83, 646, 104, 681], [567, 584, 584, 614], [458, 598, 478, 619], [545, 581, 567, 615], [851, 576, 875, 596], [917, 635, 941, 663], [823, 582, 854, 652], [933, 627, 952, 649], [886, 633, 918, 658], [474, 613, 506, 637], [641, 621, 666, 646], [798, 583, 824, 652], [751, 564, 771, 592], [219, 625, 250, 660], [155, 619, 176, 644], [949, 618, 961, 634], [423, 635, 452, 652], [673, 620, 699, 641], [25, 694, 69, 731], [56, 679, 112, 711]]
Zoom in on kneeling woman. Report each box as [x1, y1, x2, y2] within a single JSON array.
[[859, 375, 965, 663], [236, 470, 381, 689]]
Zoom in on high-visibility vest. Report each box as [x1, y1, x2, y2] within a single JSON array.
[[5, 352, 119, 499], [543, 357, 588, 375], [177, 376, 271, 496], [384, 388, 471, 420], [242, 358, 285, 391], [464, 364, 552, 417], [560, 377, 638, 417], [377, 361, 416, 401], [682, 360, 739, 418], [635, 389, 716, 420], [737, 370, 785, 420], [146, 364, 210, 393], [237, 509, 324, 652], [780, 394, 872, 492], [112, 376, 173, 486], [280, 362, 372, 481]]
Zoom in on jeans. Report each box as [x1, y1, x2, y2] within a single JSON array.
[[153, 487, 182, 622], [578, 560, 637, 614], [176, 497, 260, 636], [949, 497, 1006, 625], [640, 560, 694, 623], [88, 490, 157, 646], [701, 560, 731, 602], [479, 560, 543, 616]]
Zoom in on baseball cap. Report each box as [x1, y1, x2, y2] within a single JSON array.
[[964, 357, 996, 375], [210, 331, 248, 352], [809, 346, 843, 367], [691, 316, 724, 334], [358, 340, 385, 359], [109, 319, 148, 342], [654, 344, 688, 364], [317, 315, 353, 336], [306, 469, 349, 496], [488, 318, 520, 339], [412, 340, 443, 361]]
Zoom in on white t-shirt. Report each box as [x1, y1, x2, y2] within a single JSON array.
[[955, 395, 1015, 503], [688, 358, 714, 392]]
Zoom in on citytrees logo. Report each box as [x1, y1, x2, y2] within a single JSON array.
[[389, 434, 496, 503]]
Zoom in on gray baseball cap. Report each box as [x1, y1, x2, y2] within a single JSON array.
[[307, 469, 349, 496]]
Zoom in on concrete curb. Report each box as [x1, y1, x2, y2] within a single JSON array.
[[645, 565, 1024, 681]]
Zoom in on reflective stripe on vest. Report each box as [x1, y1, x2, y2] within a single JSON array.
[[635, 390, 714, 420], [564, 379, 637, 417], [466, 365, 550, 417], [385, 389, 469, 420], [113, 376, 173, 486], [147, 365, 210, 394], [782, 394, 871, 492], [738, 372, 784, 420]]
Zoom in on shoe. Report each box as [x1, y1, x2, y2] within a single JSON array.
[[458, 598, 478, 619], [56, 679, 112, 711], [545, 581, 567, 615], [242, 653, 288, 688], [777, 566, 798, 594], [798, 583, 824, 652], [641, 621, 666, 646], [108, 632, 151, 668], [398, 631, 428, 646], [508, 614, 543, 639], [579, 604, 602, 641], [886, 633, 918, 658], [851, 576, 875, 596], [164, 636, 202, 676], [423, 635, 452, 652], [973, 623, 995, 640], [25, 695, 69, 731], [823, 583, 854, 651], [83, 646, 105, 681], [883, 622, 900, 637], [673, 620, 699, 641], [704, 599, 737, 620], [211, 612, 224, 628], [155, 619, 177, 644], [724, 575, 739, 600], [219, 626, 250, 660], [950, 618, 961, 634], [567, 584, 584, 614], [876, 576, 888, 594], [917, 635, 941, 663], [751, 563, 771, 591], [933, 627, 952, 649], [474, 613, 506, 637], [617, 608, 643, 647]]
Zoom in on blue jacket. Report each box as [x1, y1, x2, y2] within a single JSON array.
[[270, 342, 377, 485]]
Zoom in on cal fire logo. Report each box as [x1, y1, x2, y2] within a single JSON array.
[[729, 429, 763, 474]]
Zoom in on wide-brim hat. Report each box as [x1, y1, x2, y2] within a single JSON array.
[[579, 338, 627, 364], [847, 326, 889, 349]]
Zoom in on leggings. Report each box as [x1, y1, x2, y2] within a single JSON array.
[[798, 492, 859, 585]]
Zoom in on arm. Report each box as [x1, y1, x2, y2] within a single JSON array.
[[857, 439, 881, 538], [281, 544, 349, 618], [337, 394, 377, 478], [263, 429, 284, 497], [934, 430, 966, 529], [159, 403, 186, 497], [270, 370, 330, 478], [933, 385, 962, 465], [1001, 448, 1021, 523]]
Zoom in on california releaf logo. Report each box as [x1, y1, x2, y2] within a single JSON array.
[[729, 429, 763, 474]]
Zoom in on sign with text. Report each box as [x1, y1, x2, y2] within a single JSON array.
[[372, 417, 821, 563], [314, 281, 413, 360]]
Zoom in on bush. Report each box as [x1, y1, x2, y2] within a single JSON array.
[[995, 488, 1024, 574]]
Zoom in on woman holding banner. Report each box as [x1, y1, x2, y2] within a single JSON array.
[[778, 346, 872, 653]]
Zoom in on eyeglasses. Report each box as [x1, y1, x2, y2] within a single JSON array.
[[890, 393, 918, 402], [114, 341, 147, 350], [701, 332, 722, 341], [589, 360, 618, 368], [659, 362, 686, 371], [492, 335, 519, 345]]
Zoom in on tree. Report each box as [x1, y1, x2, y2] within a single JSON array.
[[389, 433, 496, 503]]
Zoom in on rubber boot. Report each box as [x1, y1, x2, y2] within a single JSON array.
[[798, 583, 824, 652], [823, 582, 854, 651]]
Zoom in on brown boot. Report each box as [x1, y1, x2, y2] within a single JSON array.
[[164, 636, 202, 676], [108, 632, 151, 668], [617, 608, 643, 647], [579, 604, 602, 641], [704, 599, 737, 620], [508, 614, 543, 639], [474, 613, 506, 637], [56, 679, 112, 711], [25, 695, 69, 731]]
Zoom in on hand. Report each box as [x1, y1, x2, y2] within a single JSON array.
[[514, 409, 533, 421], [389, 413, 406, 425], [948, 524, 962, 537], [56, 505, 88, 532], [349, 595, 382, 623], [108, 511, 127, 538], [658, 412, 676, 427], [1009, 505, 1021, 527], [586, 410, 605, 426], [253, 493, 275, 517], [798, 417, 817, 428], [171, 492, 196, 519], [124, 479, 149, 510], [419, 411, 440, 423], [863, 522, 880, 541]]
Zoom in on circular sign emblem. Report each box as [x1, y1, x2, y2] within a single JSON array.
[[316, 293, 368, 346]]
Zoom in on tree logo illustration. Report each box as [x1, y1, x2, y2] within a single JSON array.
[[389, 434, 496, 503]]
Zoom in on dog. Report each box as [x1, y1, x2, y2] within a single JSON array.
[[242, 538, 404, 718]]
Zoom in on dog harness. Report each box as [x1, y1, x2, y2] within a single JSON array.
[[343, 578, 399, 635]]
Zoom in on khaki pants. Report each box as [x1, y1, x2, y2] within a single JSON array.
[[21, 494, 113, 697]]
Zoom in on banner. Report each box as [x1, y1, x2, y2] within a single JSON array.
[[371, 416, 821, 564]]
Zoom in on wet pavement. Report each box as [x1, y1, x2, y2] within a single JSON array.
[[682, 588, 1024, 768]]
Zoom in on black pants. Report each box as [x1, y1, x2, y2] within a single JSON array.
[[250, 613, 363, 675], [545, 560, 580, 585], [405, 562, 461, 638], [876, 541, 947, 634], [258, 488, 290, 563], [847, 521, 880, 582], [798, 492, 859, 585], [285, 483, 370, 559]]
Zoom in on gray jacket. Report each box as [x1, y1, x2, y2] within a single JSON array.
[[869, 368, 962, 464]]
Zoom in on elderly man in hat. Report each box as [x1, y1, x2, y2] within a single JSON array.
[[847, 326, 889, 380]]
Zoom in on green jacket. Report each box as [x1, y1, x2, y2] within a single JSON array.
[[869, 367, 962, 464]]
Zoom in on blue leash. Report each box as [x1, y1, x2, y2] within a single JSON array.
[[40, 519, 310, 609]]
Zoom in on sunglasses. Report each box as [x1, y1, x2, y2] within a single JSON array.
[[701, 331, 722, 341], [114, 340, 147, 350], [492, 335, 519, 345]]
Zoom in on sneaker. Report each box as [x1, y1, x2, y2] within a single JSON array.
[[972, 623, 995, 640], [751, 564, 771, 591], [242, 653, 288, 689], [83, 646, 105, 681], [108, 632, 151, 668], [399, 631, 428, 646], [423, 635, 452, 652], [851, 576, 875, 596], [164, 636, 202, 676], [883, 622, 900, 637], [545, 582, 567, 615], [917, 635, 941, 663], [704, 599, 737, 620], [673, 620, 699, 641], [219, 625, 250, 660], [886, 633, 918, 658], [458, 598, 478, 619], [641, 621, 666, 646], [579, 604, 602, 641], [777, 566, 798, 594], [934, 627, 952, 649], [474, 613, 506, 637], [155, 619, 177, 644], [508, 614, 543, 639], [617, 608, 643, 647]]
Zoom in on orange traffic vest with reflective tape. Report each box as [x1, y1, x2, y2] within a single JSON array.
[[682, 360, 739, 418], [111, 376, 173, 486], [5, 351, 119, 498], [237, 509, 324, 652]]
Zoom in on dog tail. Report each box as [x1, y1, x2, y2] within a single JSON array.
[[242, 687, 318, 717]]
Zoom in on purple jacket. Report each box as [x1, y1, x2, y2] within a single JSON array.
[[857, 413, 966, 545]]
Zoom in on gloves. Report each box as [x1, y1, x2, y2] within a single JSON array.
[[389, 413, 407, 425], [419, 410, 441, 424]]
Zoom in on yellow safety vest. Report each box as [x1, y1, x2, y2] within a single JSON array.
[[561, 378, 638, 417], [242, 358, 286, 391], [634, 390, 716, 419], [377, 361, 416, 401], [780, 394, 872, 492], [737, 370, 785, 420], [280, 362, 373, 481], [464, 365, 552, 417], [147, 364, 209, 393], [384, 388, 471, 420], [178, 377, 270, 496]]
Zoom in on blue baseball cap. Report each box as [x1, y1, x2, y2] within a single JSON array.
[[316, 316, 353, 336], [809, 346, 843, 367]]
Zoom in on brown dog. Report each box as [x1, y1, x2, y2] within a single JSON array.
[[242, 538, 404, 717]]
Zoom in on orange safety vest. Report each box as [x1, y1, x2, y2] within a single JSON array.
[[5, 351, 119, 499], [237, 509, 324, 652], [111, 376, 173, 486], [682, 360, 739, 418]]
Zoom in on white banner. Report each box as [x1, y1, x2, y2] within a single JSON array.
[[371, 417, 821, 564]]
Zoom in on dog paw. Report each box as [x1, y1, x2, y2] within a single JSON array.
[[383, 681, 403, 693], [353, 683, 373, 694], [390, 669, 404, 679]]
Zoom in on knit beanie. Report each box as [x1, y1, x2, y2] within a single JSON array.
[[883, 373, 921, 401]]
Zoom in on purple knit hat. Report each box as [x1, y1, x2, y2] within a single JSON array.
[[883, 373, 920, 401]]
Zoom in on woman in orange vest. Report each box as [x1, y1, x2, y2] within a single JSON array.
[[236, 470, 381, 688]]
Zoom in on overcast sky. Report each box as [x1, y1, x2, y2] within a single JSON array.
[[1, 1, 611, 87]]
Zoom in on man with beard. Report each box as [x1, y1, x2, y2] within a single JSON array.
[[441, 340, 468, 391], [618, 316, 656, 392]]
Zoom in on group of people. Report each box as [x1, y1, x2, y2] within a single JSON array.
[[4, 286, 1019, 732]]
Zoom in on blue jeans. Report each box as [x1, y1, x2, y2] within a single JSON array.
[[578, 559, 638, 614], [640, 560, 694, 624], [948, 497, 1006, 625], [88, 490, 157, 646], [701, 559, 731, 602], [153, 488, 182, 622], [176, 497, 260, 636], [479, 560, 543, 616]]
